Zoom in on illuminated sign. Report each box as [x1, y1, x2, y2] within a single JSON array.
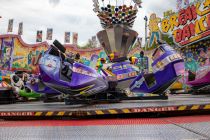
[[161, 0, 210, 46]]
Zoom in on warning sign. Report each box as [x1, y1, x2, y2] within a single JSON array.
[[0, 112, 34, 116], [132, 106, 177, 113]]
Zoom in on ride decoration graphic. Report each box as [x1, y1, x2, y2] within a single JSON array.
[[73, 67, 97, 77], [116, 71, 137, 80], [130, 77, 145, 90], [93, 0, 142, 28], [161, 0, 210, 46]]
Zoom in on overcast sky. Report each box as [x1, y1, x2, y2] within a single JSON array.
[[0, 0, 177, 45]]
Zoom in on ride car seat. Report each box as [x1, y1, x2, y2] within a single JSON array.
[[144, 73, 156, 88], [188, 70, 196, 81]]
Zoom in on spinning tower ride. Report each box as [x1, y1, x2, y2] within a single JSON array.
[[93, 0, 142, 61]]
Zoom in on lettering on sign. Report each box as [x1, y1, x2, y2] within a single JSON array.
[[163, 10, 176, 18], [0, 112, 34, 116], [161, 0, 210, 46], [132, 106, 177, 113]]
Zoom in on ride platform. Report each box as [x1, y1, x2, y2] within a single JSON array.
[[0, 94, 210, 118]]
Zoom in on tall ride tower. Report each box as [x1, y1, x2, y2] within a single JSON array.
[[93, 0, 142, 61], [93, 0, 142, 88]]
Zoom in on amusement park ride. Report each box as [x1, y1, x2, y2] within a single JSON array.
[[0, 1, 210, 122], [0, 0, 209, 106], [186, 66, 210, 94], [25, 0, 185, 105]]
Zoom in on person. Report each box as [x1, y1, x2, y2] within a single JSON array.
[[207, 47, 210, 65], [137, 51, 148, 73], [198, 47, 208, 66], [129, 57, 138, 65], [28, 51, 33, 65], [74, 53, 82, 63], [185, 52, 199, 80], [10, 73, 24, 94], [0, 71, 2, 82], [22, 73, 30, 85], [95, 58, 105, 73]]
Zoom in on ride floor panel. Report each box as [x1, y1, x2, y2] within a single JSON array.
[[0, 94, 210, 117], [1, 115, 210, 140]]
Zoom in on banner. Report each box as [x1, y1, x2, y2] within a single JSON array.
[[7, 19, 14, 32], [18, 22, 23, 35], [36, 30, 42, 42], [73, 32, 78, 45], [64, 32, 70, 43], [46, 28, 53, 40]]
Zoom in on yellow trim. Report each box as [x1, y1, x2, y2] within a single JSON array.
[[57, 112, 65, 116], [103, 69, 116, 76], [79, 85, 95, 95], [71, 85, 94, 92], [95, 110, 104, 115], [86, 112, 91, 116], [178, 106, 187, 110], [2, 76, 10, 80], [46, 112, 53, 116], [35, 112, 42, 116], [191, 105, 200, 110], [108, 110, 118, 114], [204, 104, 210, 109], [122, 109, 130, 113]]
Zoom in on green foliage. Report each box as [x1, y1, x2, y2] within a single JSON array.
[[78, 40, 96, 49], [24, 64, 28, 69], [12, 62, 21, 68], [147, 33, 175, 51], [23, 64, 32, 70], [161, 33, 175, 45], [146, 42, 157, 51]]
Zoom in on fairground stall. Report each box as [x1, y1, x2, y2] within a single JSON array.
[[160, 0, 210, 94]]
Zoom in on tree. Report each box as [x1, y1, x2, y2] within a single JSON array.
[[78, 39, 97, 49], [161, 33, 175, 45]]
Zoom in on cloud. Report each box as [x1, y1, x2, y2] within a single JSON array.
[[49, 0, 60, 7], [0, 0, 177, 45]]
